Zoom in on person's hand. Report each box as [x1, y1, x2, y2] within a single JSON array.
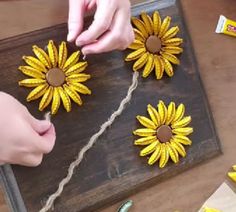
[[0, 92, 56, 167], [67, 0, 134, 55]]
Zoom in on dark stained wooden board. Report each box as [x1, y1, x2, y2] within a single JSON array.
[[0, 0, 221, 211]]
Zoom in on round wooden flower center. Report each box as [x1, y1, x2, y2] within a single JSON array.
[[145, 35, 162, 53], [156, 125, 172, 143], [46, 68, 65, 87]]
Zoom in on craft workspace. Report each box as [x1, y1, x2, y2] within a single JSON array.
[[0, 0, 236, 212]]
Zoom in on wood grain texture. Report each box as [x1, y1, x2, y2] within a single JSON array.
[[0, 0, 221, 212]]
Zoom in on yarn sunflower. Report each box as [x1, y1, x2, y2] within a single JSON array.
[[228, 165, 236, 182], [18, 40, 91, 115], [133, 101, 193, 168], [125, 11, 183, 79]]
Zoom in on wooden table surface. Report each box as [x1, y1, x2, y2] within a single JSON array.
[[0, 0, 236, 211]]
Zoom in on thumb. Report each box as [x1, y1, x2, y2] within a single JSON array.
[[67, 0, 85, 42], [29, 116, 52, 135]]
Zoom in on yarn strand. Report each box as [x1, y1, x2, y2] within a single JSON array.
[[39, 72, 139, 212]]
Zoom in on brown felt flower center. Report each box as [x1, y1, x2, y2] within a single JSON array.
[[156, 125, 172, 143], [145, 35, 162, 54], [46, 68, 65, 87]]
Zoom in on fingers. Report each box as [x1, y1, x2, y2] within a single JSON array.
[[29, 115, 52, 136], [69, 0, 134, 54], [32, 124, 56, 155], [87, 0, 96, 11], [26, 113, 56, 154], [12, 124, 56, 167], [82, 10, 134, 55], [39, 124, 56, 154], [81, 31, 115, 54], [67, 0, 85, 42], [18, 153, 43, 167], [75, 0, 116, 46]]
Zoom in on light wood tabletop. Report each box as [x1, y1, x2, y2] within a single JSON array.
[[0, 0, 236, 211]]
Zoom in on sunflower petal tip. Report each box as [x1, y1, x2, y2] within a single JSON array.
[[85, 90, 92, 95], [148, 161, 154, 166], [142, 73, 148, 78], [51, 110, 56, 115], [65, 107, 71, 112], [227, 172, 236, 182], [18, 66, 23, 71]]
